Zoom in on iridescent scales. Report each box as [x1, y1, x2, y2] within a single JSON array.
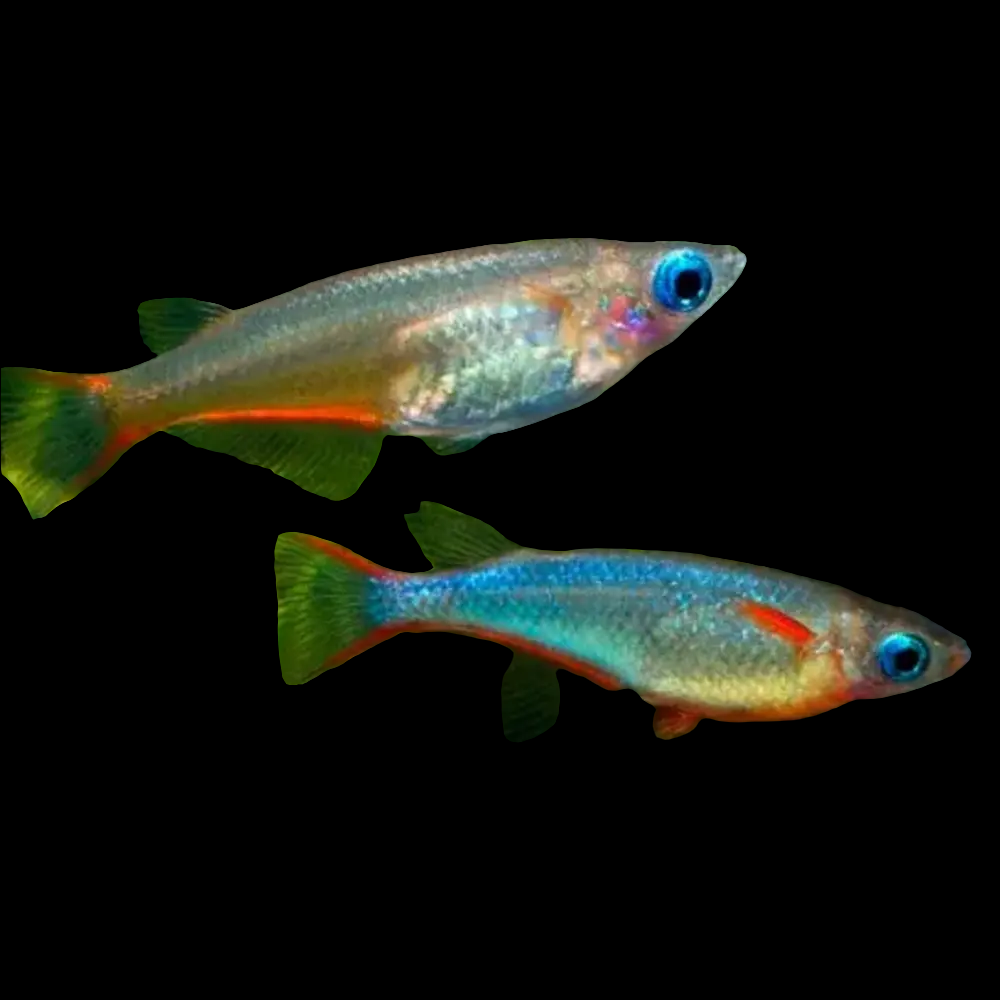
[[3, 241, 747, 517], [276, 503, 970, 741]]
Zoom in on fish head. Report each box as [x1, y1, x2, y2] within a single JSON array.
[[836, 595, 971, 702], [566, 242, 747, 388]]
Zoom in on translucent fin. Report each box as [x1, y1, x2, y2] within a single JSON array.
[[167, 422, 385, 502], [502, 652, 561, 742], [137, 298, 231, 355], [0, 367, 127, 518], [422, 435, 488, 456], [275, 533, 389, 685], [404, 501, 520, 570]]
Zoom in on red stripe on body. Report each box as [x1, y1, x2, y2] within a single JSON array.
[[179, 406, 384, 430], [79, 403, 384, 494], [736, 601, 814, 647]]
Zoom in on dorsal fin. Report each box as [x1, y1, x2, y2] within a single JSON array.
[[404, 502, 520, 570], [137, 298, 231, 355], [404, 503, 560, 740]]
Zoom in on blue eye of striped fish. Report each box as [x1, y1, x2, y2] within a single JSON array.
[[877, 633, 931, 681], [652, 251, 714, 313]]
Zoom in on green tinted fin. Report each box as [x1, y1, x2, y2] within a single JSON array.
[[422, 435, 488, 456], [404, 502, 520, 570], [167, 422, 385, 502], [137, 298, 231, 355], [501, 652, 561, 742], [1, 367, 120, 518], [275, 532, 384, 685]]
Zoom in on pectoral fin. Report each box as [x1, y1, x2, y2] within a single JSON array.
[[652, 706, 702, 740], [422, 436, 488, 456]]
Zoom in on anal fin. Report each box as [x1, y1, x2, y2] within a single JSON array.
[[167, 421, 385, 502], [502, 652, 561, 743]]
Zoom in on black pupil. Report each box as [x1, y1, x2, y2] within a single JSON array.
[[675, 269, 703, 300], [894, 646, 921, 674]]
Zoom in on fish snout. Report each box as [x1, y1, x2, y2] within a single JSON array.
[[948, 640, 971, 675], [719, 248, 747, 284]]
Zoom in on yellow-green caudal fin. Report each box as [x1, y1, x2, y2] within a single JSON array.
[[169, 423, 386, 503], [404, 501, 521, 569], [275, 533, 397, 685], [0, 368, 129, 518]]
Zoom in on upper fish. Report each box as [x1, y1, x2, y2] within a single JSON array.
[[1, 241, 746, 518]]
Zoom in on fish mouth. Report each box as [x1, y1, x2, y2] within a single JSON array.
[[948, 642, 971, 675], [727, 248, 747, 277]]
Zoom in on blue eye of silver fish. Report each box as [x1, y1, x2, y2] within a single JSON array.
[[877, 633, 931, 681], [652, 251, 714, 313]]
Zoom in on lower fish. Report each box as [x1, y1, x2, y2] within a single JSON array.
[[275, 503, 971, 742], [1, 240, 745, 518]]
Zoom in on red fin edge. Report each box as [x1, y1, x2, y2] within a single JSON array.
[[296, 535, 394, 579], [320, 625, 408, 673]]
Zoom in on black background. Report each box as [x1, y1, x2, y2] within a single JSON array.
[[3, 240, 981, 801]]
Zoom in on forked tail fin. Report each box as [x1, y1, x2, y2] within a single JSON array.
[[275, 533, 400, 685], [0, 367, 137, 519]]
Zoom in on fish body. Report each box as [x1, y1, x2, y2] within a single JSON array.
[[276, 504, 971, 741], [1, 241, 746, 517]]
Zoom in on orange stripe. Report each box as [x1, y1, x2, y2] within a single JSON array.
[[178, 406, 384, 430], [736, 601, 814, 647]]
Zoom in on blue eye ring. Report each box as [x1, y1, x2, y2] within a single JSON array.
[[876, 633, 931, 682], [652, 250, 714, 313]]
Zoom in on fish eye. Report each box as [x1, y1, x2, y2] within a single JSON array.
[[652, 250, 714, 313], [876, 633, 931, 681]]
